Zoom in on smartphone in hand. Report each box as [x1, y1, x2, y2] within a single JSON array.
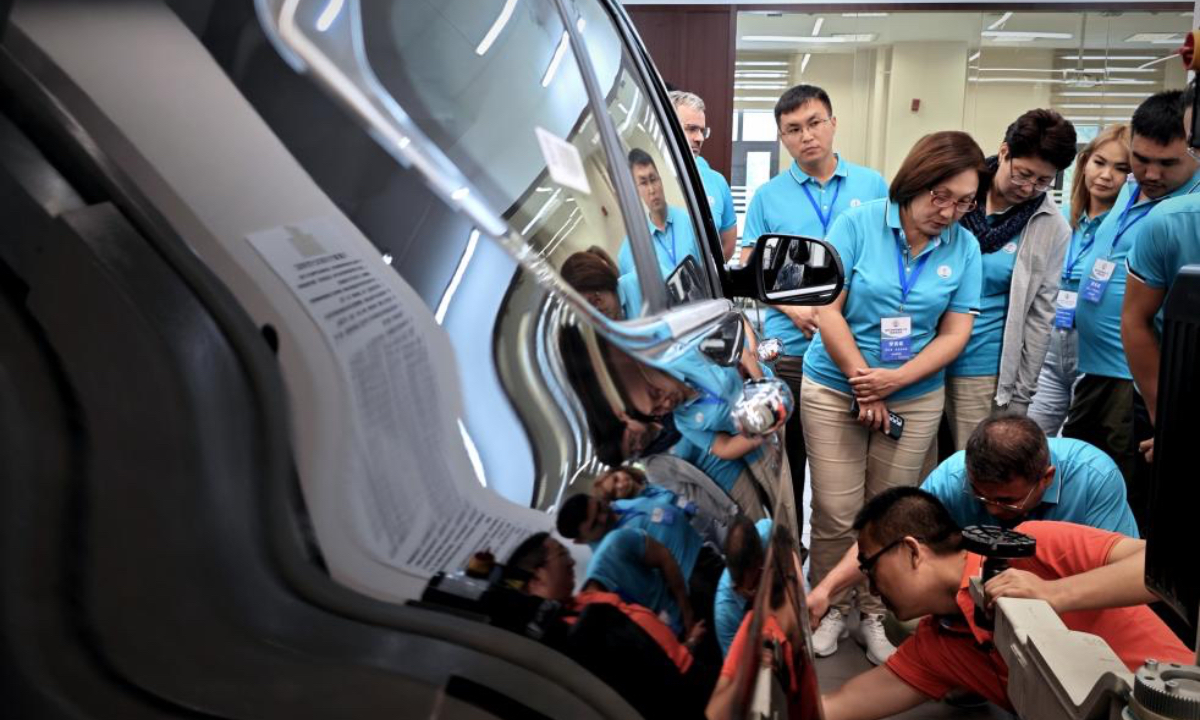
[[849, 399, 905, 440]]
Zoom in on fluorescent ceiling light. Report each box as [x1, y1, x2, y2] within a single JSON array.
[[735, 83, 787, 89], [541, 31, 570, 87], [801, 53, 812, 73], [987, 12, 1013, 31], [983, 31, 1073, 40], [736, 61, 789, 66], [971, 67, 1155, 74], [968, 51, 981, 62], [736, 71, 787, 78], [1063, 116, 1136, 123], [812, 17, 825, 36], [969, 77, 1152, 85], [742, 35, 872, 44], [1061, 55, 1157, 61], [835, 33, 876, 42], [735, 96, 783, 102], [841, 12, 887, 17], [1056, 91, 1152, 98], [1125, 33, 1184, 44], [1058, 104, 1139, 110], [476, 0, 519, 55]]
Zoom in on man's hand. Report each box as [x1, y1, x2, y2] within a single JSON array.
[[984, 568, 1063, 613], [1139, 437, 1154, 464], [807, 587, 831, 630], [849, 367, 906, 403], [778, 305, 820, 339]]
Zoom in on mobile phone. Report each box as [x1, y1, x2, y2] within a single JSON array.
[[849, 399, 905, 440]]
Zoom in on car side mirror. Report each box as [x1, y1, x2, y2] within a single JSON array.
[[727, 234, 844, 306], [697, 311, 745, 367]]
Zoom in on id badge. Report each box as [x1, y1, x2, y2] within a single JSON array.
[[1081, 259, 1116, 303], [650, 506, 675, 525], [1053, 290, 1078, 329], [880, 316, 913, 362]]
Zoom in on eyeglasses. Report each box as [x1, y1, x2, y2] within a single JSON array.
[[857, 537, 913, 576], [962, 477, 1041, 513], [683, 124, 711, 140], [929, 189, 977, 214], [780, 116, 832, 139], [1007, 158, 1055, 192]]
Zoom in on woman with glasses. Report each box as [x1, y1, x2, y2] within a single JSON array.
[[942, 109, 1077, 451], [1028, 124, 1131, 437], [799, 131, 985, 665]]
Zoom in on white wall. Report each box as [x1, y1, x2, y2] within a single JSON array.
[[884, 42, 969, 177]]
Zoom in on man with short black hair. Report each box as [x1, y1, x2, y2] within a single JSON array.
[[1123, 80, 1200, 442], [616, 149, 703, 282], [1068, 89, 1200, 529], [818, 488, 1191, 720], [712, 516, 772, 655], [670, 90, 738, 262]]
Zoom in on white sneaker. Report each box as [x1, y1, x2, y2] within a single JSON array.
[[853, 613, 897, 666], [811, 608, 848, 657]]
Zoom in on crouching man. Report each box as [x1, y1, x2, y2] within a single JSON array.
[[820, 487, 1191, 720]]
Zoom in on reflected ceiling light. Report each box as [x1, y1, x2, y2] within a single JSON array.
[[970, 77, 1153, 85], [987, 12, 1013, 31], [1061, 54, 1157, 61], [835, 33, 876, 42], [381, 253, 393, 266], [841, 12, 888, 17], [1124, 33, 1185, 44], [1056, 91, 1152, 97], [475, 0, 519, 55], [735, 83, 787, 89], [735, 96, 783, 102], [1058, 103, 1139, 110], [736, 71, 788, 78], [801, 53, 812, 73], [983, 31, 1073, 40], [435, 231, 480, 325], [812, 17, 825, 36], [315, 0, 344, 32], [968, 51, 981, 62], [736, 61, 789, 66], [971, 67, 1154, 74], [742, 35, 872, 43], [541, 31, 570, 87], [451, 187, 470, 201]]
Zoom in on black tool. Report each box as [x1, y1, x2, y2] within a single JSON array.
[[960, 525, 1037, 630]]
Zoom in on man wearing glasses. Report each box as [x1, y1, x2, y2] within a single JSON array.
[[1122, 80, 1200, 458], [817, 487, 1190, 720], [670, 90, 738, 263], [1069, 90, 1200, 532], [806, 414, 1137, 628]]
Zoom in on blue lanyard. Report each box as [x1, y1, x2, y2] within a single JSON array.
[[794, 170, 842, 236], [653, 220, 677, 267], [893, 229, 933, 311], [1061, 224, 1095, 282], [1106, 186, 1153, 258], [686, 382, 725, 407]]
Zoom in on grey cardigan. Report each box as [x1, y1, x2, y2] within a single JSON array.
[[995, 193, 1070, 412]]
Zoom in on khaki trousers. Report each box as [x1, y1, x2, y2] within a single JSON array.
[[944, 375, 999, 451], [801, 378, 944, 614]]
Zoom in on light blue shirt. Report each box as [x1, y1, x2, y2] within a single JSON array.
[[664, 350, 746, 454], [948, 230, 1020, 378], [920, 438, 1138, 537], [741, 156, 889, 356], [803, 199, 983, 401], [616, 205, 702, 281], [585, 528, 678, 627], [617, 272, 642, 320], [1127, 192, 1200, 292], [670, 436, 757, 494], [714, 519, 772, 655], [696, 156, 737, 233], [1075, 170, 1200, 379], [1063, 210, 1110, 293]]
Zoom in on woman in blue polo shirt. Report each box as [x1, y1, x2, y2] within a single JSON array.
[[1028, 124, 1130, 436], [800, 131, 985, 665]]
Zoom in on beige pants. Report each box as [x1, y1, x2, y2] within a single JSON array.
[[801, 378, 944, 615], [944, 375, 998, 451]]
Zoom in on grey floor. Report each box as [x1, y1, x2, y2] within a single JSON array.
[[797, 465, 1015, 720]]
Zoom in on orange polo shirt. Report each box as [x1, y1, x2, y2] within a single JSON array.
[[885, 521, 1192, 710], [569, 590, 693, 674]]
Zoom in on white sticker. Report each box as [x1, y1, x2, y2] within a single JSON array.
[[1003, 242, 1018, 254], [535, 126, 591, 195], [937, 265, 952, 279]]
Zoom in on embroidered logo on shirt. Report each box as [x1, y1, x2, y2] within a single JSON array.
[[694, 412, 704, 423], [850, 198, 862, 207], [937, 265, 953, 279], [1003, 242, 1018, 254]]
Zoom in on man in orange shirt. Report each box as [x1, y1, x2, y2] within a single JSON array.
[[820, 487, 1192, 720]]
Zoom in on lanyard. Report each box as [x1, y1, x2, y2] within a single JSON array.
[[686, 381, 726, 407], [1106, 185, 1153, 258], [1061, 224, 1095, 282], [795, 172, 843, 236], [653, 220, 677, 267], [893, 228, 933, 311]]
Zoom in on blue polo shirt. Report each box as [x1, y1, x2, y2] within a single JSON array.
[[920, 438, 1138, 537], [586, 528, 679, 627], [1075, 171, 1200, 379], [616, 205, 702, 280], [670, 436, 758, 495], [803, 199, 983, 401], [949, 227, 1020, 377], [603, 489, 703, 585], [714, 519, 773, 655], [664, 350, 747, 454], [1127, 192, 1200, 295], [617, 272, 642, 320], [740, 156, 889, 356], [1063, 211, 1110, 293], [696, 156, 737, 233]]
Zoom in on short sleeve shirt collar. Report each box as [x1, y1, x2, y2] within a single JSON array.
[[789, 153, 848, 186]]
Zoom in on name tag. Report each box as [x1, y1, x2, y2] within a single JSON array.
[[880, 316, 913, 362], [675, 497, 697, 517], [1081, 259, 1116, 303], [650, 507, 675, 525], [1054, 290, 1078, 329]]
